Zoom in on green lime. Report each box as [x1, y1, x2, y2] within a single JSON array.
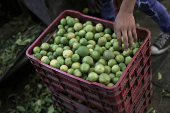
[[96, 23, 103, 32], [40, 50, 47, 56], [50, 59, 58, 67], [82, 56, 94, 66], [42, 57, 50, 64], [74, 23, 83, 31], [67, 68, 74, 74], [86, 21, 93, 25], [87, 44, 94, 49], [113, 42, 121, 51], [52, 45, 58, 51], [104, 34, 112, 41], [60, 37, 68, 45], [60, 18, 67, 25], [33, 46, 41, 54], [88, 68, 94, 74], [49, 55, 54, 60], [53, 32, 57, 38], [88, 72, 99, 82], [63, 46, 71, 50], [123, 50, 130, 57], [109, 47, 114, 51], [115, 55, 124, 63], [85, 25, 93, 32], [60, 65, 68, 72], [77, 46, 90, 57], [99, 73, 111, 85], [71, 62, 80, 69], [104, 28, 112, 34], [57, 29, 66, 36], [112, 77, 119, 84], [64, 57, 72, 67], [125, 56, 132, 65], [105, 42, 111, 49], [71, 54, 80, 62], [63, 50, 73, 58], [58, 24, 64, 29], [72, 42, 81, 50], [98, 58, 107, 65], [41, 56, 48, 61], [53, 63, 60, 69], [108, 59, 117, 67], [57, 56, 63, 61], [66, 16, 71, 20], [133, 48, 138, 55], [82, 8, 89, 14], [34, 53, 42, 59], [112, 33, 117, 39], [54, 36, 61, 44], [55, 47, 63, 56], [65, 25, 69, 30], [103, 50, 115, 61], [98, 37, 107, 46], [112, 65, 120, 73], [67, 27, 74, 33], [75, 36, 80, 41], [75, 18, 79, 23], [113, 51, 121, 56], [116, 71, 123, 78], [41, 43, 49, 50], [80, 63, 90, 73], [69, 38, 78, 47], [47, 52, 53, 57], [58, 59, 65, 65], [104, 66, 111, 74], [107, 83, 114, 86], [78, 30, 86, 37], [94, 64, 105, 74], [67, 32, 75, 39], [91, 51, 101, 61], [85, 32, 94, 40], [80, 38, 88, 46], [119, 63, 126, 71], [94, 45, 103, 54], [102, 47, 106, 51], [67, 18, 75, 27], [109, 73, 115, 79], [88, 40, 96, 46], [73, 69, 82, 77], [94, 33, 101, 41]]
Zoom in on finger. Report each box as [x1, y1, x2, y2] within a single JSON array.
[[133, 28, 137, 42], [128, 30, 133, 50], [116, 30, 122, 47], [122, 30, 128, 51]]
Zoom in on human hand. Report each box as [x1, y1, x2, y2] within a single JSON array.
[[87, 0, 102, 14], [114, 12, 137, 51]]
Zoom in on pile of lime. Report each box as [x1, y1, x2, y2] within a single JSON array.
[[32, 16, 142, 86]]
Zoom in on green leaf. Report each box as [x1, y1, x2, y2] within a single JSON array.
[[16, 105, 25, 112], [158, 72, 162, 80], [48, 105, 54, 113]]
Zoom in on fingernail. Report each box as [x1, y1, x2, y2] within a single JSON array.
[[130, 47, 133, 50]]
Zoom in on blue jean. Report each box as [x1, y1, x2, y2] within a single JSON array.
[[101, 0, 170, 33]]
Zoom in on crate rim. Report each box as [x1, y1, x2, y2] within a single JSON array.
[[26, 9, 151, 90]]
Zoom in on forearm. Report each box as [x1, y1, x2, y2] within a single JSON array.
[[119, 0, 136, 14]]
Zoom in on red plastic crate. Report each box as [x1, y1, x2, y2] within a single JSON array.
[[26, 10, 152, 113], [50, 90, 102, 113]]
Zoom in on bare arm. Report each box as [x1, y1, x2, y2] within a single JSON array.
[[114, 0, 137, 50]]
